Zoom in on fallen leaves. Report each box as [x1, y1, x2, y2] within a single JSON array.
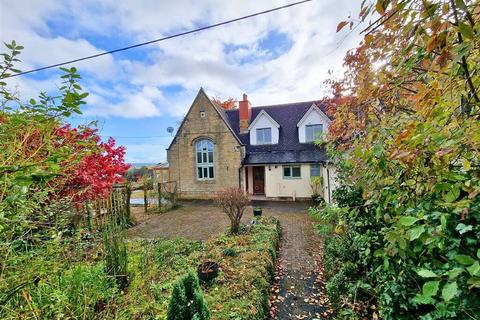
[[269, 233, 334, 319]]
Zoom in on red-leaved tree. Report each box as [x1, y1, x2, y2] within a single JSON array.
[[52, 125, 130, 204]]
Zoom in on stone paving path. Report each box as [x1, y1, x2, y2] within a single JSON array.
[[260, 202, 331, 320], [128, 200, 251, 241]]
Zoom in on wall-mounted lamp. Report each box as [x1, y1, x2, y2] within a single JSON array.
[[268, 165, 271, 171]]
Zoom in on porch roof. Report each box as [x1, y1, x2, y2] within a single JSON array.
[[243, 149, 327, 165]]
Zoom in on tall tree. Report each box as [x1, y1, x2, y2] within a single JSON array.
[[321, 1, 480, 318]]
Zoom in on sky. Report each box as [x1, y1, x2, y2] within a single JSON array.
[[1, 0, 364, 164]]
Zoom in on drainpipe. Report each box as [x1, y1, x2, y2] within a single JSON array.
[[327, 166, 331, 203], [238, 166, 242, 189], [177, 145, 181, 193]]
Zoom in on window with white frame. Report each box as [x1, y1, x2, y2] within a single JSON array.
[[256, 128, 272, 144], [305, 124, 323, 142], [310, 164, 321, 177], [195, 139, 214, 180], [283, 165, 301, 179]]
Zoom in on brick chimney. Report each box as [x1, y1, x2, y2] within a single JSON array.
[[239, 93, 251, 133]]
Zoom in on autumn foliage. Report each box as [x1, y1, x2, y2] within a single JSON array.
[[212, 97, 236, 110], [1, 42, 130, 246], [53, 125, 130, 204], [318, 1, 480, 319]]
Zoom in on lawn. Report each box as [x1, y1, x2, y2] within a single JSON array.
[[1, 217, 280, 320]]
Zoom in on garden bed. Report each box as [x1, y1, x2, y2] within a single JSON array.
[[1, 217, 280, 320]]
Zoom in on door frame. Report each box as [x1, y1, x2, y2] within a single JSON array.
[[252, 166, 265, 195]]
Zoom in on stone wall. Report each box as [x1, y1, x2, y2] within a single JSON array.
[[167, 89, 244, 199]]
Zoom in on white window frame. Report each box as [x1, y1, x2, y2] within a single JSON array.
[[305, 124, 323, 142], [283, 165, 301, 179], [256, 127, 272, 145], [195, 139, 214, 180]]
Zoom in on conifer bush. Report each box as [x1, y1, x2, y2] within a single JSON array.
[[167, 270, 210, 320]]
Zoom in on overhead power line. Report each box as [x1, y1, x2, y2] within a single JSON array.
[[5, 0, 313, 79]]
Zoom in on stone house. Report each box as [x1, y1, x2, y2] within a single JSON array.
[[166, 88, 338, 202]]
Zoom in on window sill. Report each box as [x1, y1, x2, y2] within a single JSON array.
[[283, 177, 302, 180]]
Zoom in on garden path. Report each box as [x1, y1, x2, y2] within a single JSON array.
[[257, 201, 332, 320]]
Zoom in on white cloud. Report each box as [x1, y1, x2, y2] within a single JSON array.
[[85, 86, 164, 118], [1, 0, 364, 118], [122, 142, 168, 163]]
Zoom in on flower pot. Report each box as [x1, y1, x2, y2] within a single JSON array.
[[197, 261, 220, 282], [312, 195, 325, 206], [253, 208, 262, 217]]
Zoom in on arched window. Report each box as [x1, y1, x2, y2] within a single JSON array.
[[195, 139, 214, 180]]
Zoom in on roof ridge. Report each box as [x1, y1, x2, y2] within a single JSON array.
[[253, 100, 321, 109]]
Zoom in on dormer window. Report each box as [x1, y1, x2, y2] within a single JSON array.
[[297, 104, 331, 143], [305, 124, 323, 142], [256, 128, 272, 144], [248, 110, 280, 145]]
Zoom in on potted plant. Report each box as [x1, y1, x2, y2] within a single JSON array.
[[311, 194, 325, 206], [253, 207, 262, 217], [197, 261, 220, 282], [310, 176, 324, 206]]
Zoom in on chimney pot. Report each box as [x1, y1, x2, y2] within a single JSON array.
[[243, 93, 248, 101]]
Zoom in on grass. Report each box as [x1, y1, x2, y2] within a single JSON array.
[[1, 217, 280, 320]]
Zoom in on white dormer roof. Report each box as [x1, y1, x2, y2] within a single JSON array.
[[248, 109, 280, 130], [297, 103, 331, 127]]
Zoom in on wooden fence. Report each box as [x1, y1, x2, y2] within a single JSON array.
[[78, 181, 178, 229], [130, 181, 178, 213], [76, 184, 130, 229]]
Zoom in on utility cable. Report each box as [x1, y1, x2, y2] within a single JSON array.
[[4, 0, 313, 79]]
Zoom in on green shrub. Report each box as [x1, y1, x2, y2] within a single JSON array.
[[167, 270, 210, 320], [222, 248, 238, 257], [316, 174, 480, 319]]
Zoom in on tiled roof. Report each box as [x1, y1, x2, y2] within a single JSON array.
[[244, 150, 327, 165], [225, 101, 329, 165]]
